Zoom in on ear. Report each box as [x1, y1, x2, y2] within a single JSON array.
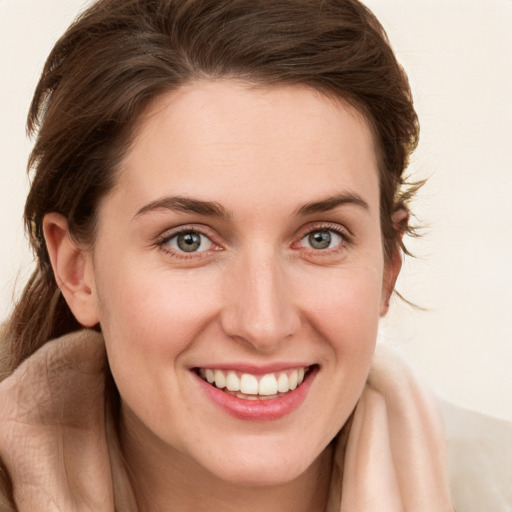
[[380, 208, 409, 316], [43, 213, 100, 327]]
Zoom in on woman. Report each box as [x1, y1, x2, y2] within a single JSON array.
[[0, 1, 509, 511]]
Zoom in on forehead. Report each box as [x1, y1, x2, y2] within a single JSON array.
[[111, 80, 380, 216]]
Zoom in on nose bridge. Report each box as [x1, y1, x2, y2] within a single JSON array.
[[221, 245, 299, 351]]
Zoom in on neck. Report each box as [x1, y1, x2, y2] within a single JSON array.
[[119, 406, 334, 512]]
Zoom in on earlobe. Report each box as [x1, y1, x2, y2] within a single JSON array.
[[43, 213, 100, 327], [380, 208, 409, 316]]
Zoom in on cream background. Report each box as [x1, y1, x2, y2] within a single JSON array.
[[1, 0, 511, 422]]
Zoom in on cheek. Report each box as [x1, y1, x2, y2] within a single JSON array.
[[324, 282, 380, 385], [96, 268, 219, 359], [288, 265, 383, 438], [94, 265, 222, 429], [294, 262, 383, 411], [296, 263, 383, 341]]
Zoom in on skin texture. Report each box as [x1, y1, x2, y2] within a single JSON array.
[[43, 80, 403, 511]]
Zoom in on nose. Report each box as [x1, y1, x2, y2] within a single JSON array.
[[220, 250, 300, 353]]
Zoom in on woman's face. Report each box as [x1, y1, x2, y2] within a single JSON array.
[[83, 81, 399, 484]]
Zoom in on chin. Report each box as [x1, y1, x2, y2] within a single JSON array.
[[192, 438, 324, 487], [211, 460, 309, 488]]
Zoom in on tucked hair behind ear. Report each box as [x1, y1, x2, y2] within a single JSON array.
[[1, 0, 419, 375]]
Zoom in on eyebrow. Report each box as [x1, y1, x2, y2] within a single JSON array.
[[295, 192, 369, 216], [134, 192, 368, 220], [134, 196, 230, 220]]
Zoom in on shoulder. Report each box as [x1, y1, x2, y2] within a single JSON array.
[[439, 400, 512, 512]]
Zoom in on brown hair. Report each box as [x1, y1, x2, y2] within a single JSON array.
[[1, 0, 419, 374]]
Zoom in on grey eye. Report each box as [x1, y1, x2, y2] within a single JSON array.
[[301, 229, 342, 250], [167, 231, 213, 253]]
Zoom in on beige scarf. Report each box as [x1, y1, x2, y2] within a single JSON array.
[[327, 344, 454, 511], [0, 331, 453, 511]]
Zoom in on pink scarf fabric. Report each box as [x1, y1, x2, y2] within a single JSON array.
[[0, 331, 453, 511], [328, 344, 454, 511]]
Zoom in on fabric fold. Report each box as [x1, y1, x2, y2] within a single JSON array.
[[0, 330, 116, 512], [335, 344, 454, 511], [0, 331, 455, 511]]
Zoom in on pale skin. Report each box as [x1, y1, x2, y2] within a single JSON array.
[[43, 81, 404, 512]]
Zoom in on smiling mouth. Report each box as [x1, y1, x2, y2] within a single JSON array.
[[195, 366, 314, 400]]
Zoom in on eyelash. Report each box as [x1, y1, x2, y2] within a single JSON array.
[[155, 226, 221, 260], [155, 222, 351, 260], [294, 222, 351, 256]]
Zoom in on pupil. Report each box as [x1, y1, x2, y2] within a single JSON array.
[[309, 230, 331, 249], [178, 232, 201, 252]]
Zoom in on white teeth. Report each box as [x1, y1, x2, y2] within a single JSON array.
[[214, 369, 226, 389], [226, 371, 240, 391], [200, 366, 310, 397], [259, 374, 278, 395], [277, 373, 290, 393], [240, 373, 259, 395], [289, 370, 298, 390], [205, 369, 215, 384]]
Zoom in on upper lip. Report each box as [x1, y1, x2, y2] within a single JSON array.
[[191, 362, 314, 375]]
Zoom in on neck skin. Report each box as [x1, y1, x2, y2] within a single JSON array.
[[119, 404, 334, 512]]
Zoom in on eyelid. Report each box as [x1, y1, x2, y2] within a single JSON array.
[[292, 221, 352, 253], [295, 221, 351, 242], [155, 224, 223, 258]]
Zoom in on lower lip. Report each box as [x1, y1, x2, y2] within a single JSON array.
[[194, 367, 318, 421]]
